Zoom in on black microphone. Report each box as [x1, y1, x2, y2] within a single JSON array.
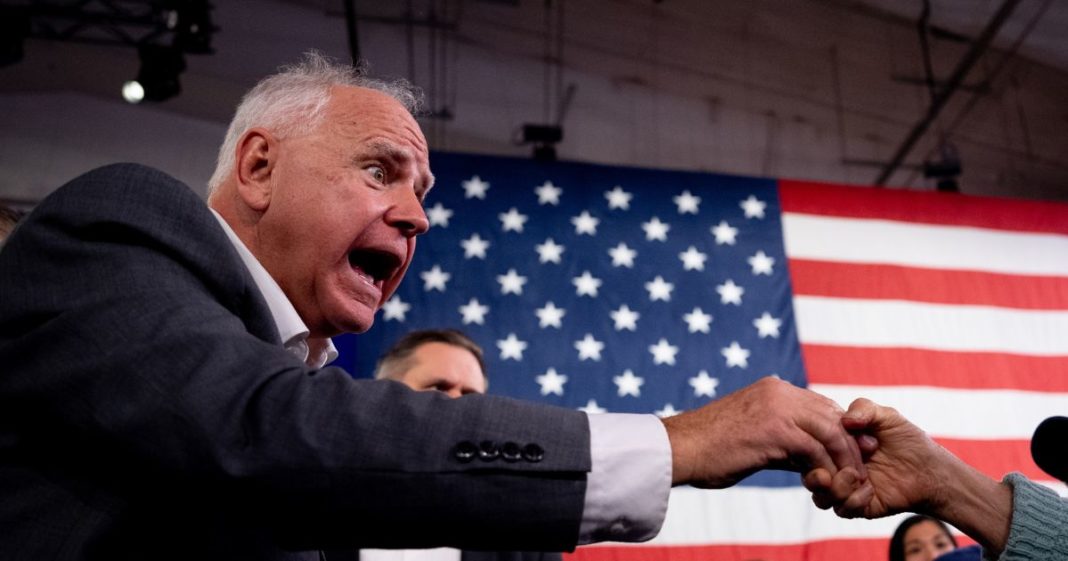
[[1031, 416, 1068, 482]]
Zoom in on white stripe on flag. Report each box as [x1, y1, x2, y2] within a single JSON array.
[[589, 484, 1066, 547], [810, 384, 1068, 440], [650, 487, 906, 545], [783, 213, 1068, 276], [793, 296, 1068, 355]]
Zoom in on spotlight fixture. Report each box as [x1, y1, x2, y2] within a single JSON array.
[[121, 80, 145, 104], [923, 140, 962, 193], [520, 124, 564, 162], [171, 1, 215, 54], [123, 44, 186, 104], [518, 84, 575, 161], [0, 6, 30, 67]]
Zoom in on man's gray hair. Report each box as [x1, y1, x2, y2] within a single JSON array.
[[206, 51, 422, 195]]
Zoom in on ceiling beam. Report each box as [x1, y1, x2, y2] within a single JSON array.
[[873, 0, 1020, 186]]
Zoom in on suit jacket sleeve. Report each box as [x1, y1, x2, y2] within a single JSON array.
[[0, 164, 590, 555]]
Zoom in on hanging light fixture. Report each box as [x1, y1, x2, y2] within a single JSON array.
[[122, 44, 186, 104]]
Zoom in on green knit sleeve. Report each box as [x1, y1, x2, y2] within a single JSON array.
[[985, 472, 1068, 561]]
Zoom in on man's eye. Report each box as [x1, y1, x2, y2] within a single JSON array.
[[367, 165, 386, 183]]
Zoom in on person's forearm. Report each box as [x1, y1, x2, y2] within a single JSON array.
[[931, 455, 1013, 555]]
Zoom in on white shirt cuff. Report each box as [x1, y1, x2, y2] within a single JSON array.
[[578, 413, 672, 544]]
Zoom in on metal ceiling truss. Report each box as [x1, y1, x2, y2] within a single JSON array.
[[1, 0, 215, 52]]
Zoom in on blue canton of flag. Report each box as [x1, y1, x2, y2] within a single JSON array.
[[336, 152, 804, 484]]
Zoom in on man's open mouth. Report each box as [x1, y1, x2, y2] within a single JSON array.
[[347, 249, 402, 285]]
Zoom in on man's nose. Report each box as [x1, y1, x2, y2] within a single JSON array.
[[386, 188, 429, 236]]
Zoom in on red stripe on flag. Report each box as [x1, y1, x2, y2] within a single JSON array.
[[935, 438, 1046, 482], [568, 536, 979, 561], [569, 539, 896, 561], [779, 179, 1068, 235], [789, 259, 1068, 310], [802, 344, 1068, 392], [569, 535, 980, 561]]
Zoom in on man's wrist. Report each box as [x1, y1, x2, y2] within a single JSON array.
[[661, 414, 691, 486]]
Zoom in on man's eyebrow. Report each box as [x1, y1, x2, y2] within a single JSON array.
[[362, 140, 411, 162]]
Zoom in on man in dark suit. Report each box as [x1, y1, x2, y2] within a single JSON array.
[[373, 329, 489, 398], [0, 53, 866, 560]]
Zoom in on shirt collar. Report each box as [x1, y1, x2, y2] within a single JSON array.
[[210, 209, 338, 368]]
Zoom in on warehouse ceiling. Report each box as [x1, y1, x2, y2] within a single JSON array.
[[1, 0, 1063, 122]]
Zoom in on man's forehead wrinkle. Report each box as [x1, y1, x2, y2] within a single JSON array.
[[362, 139, 407, 158]]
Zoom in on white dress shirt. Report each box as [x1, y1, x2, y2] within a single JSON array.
[[211, 210, 336, 367], [210, 209, 672, 547]]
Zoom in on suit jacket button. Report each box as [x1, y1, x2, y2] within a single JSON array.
[[501, 441, 522, 462], [522, 443, 544, 462], [454, 441, 478, 463], [478, 440, 499, 461]]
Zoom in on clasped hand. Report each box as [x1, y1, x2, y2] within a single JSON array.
[[666, 383, 1014, 556], [662, 377, 868, 489], [802, 398, 984, 522]]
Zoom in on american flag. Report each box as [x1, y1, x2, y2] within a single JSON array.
[[336, 152, 1068, 561]]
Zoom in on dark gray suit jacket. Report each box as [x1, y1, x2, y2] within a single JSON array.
[[0, 164, 590, 561]]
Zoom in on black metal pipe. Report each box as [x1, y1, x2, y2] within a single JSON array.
[[344, 0, 360, 65], [917, 0, 937, 105], [874, 0, 1021, 186]]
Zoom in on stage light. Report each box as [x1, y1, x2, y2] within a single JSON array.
[[123, 44, 186, 104], [121, 80, 145, 103], [520, 124, 564, 161], [172, 1, 215, 54], [924, 141, 962, 193], [0, 7, 30, 67]]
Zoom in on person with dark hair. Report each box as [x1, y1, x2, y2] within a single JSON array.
[[889, 515, 957, 561], [0, 51, 867, 561], [374, 329, 487, 397], [0, 202, 25, 243]]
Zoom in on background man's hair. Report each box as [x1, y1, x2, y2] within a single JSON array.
[[0, 203, 26, 242], [375, 329, 486, 383], [207, 51, 423, 196]]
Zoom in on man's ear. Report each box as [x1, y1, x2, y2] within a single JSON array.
[[234, 128, 276, 212]]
